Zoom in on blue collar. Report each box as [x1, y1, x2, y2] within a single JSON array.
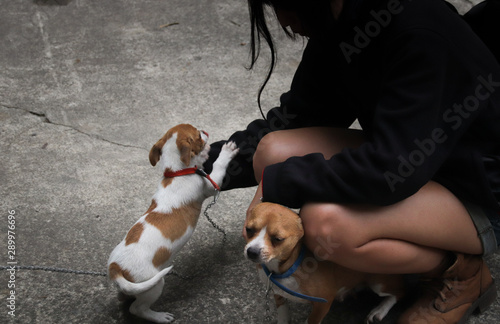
[[261, 246, 327, 303]]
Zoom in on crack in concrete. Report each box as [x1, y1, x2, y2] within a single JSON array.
[[1, 104, 147, 151]]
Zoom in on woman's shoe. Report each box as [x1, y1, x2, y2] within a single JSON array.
[[398, 253, 497, 323]]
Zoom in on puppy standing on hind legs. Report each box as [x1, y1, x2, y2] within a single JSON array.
[[244, 203, 406, 324], [107, 124, 239, 324]]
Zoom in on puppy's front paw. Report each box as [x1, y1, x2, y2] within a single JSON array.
[[209, 141, 239, 187], [220, 141, 239, 160]]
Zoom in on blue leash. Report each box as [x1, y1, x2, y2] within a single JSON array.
[[261, 247, 328, 303]]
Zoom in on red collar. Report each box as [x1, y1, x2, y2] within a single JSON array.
[[163, 166, 220, 191]]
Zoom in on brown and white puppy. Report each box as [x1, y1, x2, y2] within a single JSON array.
[[244, 202, 405, 324], [108, 124, 238, 323]]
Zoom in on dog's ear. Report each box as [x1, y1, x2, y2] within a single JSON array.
[[149, 143, 162, 166], [180, 142, 192, 166]]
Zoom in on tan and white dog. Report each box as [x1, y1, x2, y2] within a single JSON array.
[[107, 124, 238, 323], [244, 202, 406, 324]]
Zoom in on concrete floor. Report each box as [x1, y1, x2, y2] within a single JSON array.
[[1, 0, 498, 323]]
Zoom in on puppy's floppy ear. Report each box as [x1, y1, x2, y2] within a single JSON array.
[[149, 142, 162, 166], [180, 141, 192, 166]]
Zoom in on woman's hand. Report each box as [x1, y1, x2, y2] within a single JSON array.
[[243, 181, 263, 239]]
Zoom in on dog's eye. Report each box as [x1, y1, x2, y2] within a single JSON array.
[[271, 236, 284, 244], [245, 227, 255, 238]]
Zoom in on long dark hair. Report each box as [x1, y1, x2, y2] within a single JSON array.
[[247, 0, 335, 119]]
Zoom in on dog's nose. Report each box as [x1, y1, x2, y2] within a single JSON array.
[[246, 247, 261, 261]]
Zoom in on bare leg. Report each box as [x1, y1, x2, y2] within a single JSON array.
[[252, 127, 483, 274], [253, 127, 364, 179], [301, 182, 482, 274]]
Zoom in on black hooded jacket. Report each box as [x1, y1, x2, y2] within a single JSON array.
[[207, 0, 500, 211]]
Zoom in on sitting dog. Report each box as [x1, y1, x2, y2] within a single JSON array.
[[107, 124, 238, 323], [244, 202, 405, 324]]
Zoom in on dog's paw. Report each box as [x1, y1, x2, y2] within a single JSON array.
[[365, 295, 397, 323], [150, 311, 175, 324], [220, 141, 239, 160], [365, 306, 389, 324], [131, 308, 174, 324], [365, 312, 380, 324]]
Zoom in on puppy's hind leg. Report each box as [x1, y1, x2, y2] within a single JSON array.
[[365, 294, 397, 324], [129, 279, 174, 324], [366, 277, 404, 323]]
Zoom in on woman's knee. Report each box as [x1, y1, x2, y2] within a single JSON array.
[[253, 130, 293, 180], [300, 203, 359, 261], [253, 127, 364, 181]]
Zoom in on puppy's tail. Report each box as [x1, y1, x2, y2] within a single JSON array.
[[114, 266, 173, 296]]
